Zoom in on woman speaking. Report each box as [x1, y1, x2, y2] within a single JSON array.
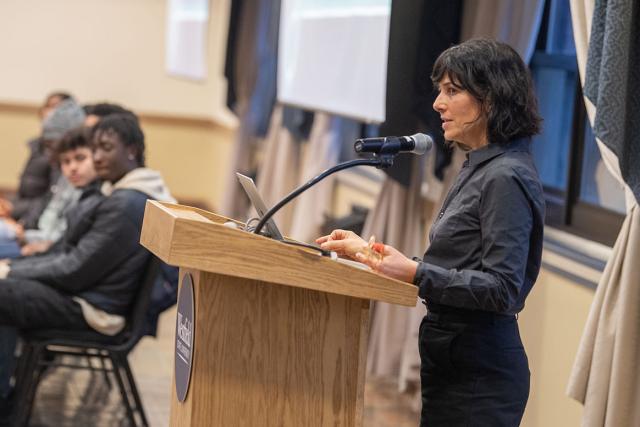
[[318, 38, 545, 426]]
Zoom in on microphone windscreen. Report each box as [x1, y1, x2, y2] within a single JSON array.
[[410, 133, 434, 155]]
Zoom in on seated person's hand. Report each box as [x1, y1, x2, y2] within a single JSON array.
[[316, 229, 367, 259], [2, 219, 24, 242], [0, 261, 10, 279], [20, 241, 53, 257], [0, 198, 13, 218]]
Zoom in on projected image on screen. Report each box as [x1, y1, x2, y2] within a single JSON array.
[[278, 0, 391, 123]]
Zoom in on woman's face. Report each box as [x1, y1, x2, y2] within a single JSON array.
[[433, 74, 488, 150], [92, 130, 138, 183]]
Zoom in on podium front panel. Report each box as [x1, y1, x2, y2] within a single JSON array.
[[170, 268, 370, 427]]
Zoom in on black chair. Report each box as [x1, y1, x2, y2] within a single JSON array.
[[11, 256, 161, 427]]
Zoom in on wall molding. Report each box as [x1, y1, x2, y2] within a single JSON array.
[[0, 100, 236, 131]]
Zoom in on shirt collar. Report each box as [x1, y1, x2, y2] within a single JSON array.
[[466, 137, 531, 167]]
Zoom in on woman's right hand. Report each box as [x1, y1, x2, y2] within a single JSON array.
[[315, 229, 367, 260]]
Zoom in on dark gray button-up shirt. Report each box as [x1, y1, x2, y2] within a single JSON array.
[[413, 138, 545, 315]]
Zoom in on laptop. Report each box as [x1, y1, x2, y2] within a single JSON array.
[[236, 173, 284, 240]]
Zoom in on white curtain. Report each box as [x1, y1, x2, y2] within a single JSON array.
[[567, 1, 640, 425]]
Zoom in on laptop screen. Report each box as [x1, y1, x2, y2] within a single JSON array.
[[236, 173, 284, 240]]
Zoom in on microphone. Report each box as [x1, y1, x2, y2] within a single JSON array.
[[354, 133, 433, 156], [253, 135, 432, 236]]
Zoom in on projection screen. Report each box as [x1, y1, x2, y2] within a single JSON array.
[[277, 0, 391, 123]]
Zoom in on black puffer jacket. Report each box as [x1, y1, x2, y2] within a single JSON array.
[[8, 185, 151, 316], [11, 138, 59, 228]]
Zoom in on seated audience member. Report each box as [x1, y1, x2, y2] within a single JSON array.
[[0, 93, 73, 226], [0, 99, 86, 258], [83, 102, 137, 128], [19, 128, 98, 256], [82, 106, 179, 338], [0, 114, 175, 420]]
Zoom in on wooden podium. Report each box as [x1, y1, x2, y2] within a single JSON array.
[[140, 201, 417, 427]]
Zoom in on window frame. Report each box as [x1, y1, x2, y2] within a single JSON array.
[[531, 1, 625, 247]]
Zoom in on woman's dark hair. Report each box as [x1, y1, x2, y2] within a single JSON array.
[[54, 127, 91, 157], [431, 38, 542, 144], [91, 113, 146, 166]]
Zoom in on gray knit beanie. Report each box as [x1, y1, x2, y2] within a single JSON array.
[[41, 98, 86, 141]]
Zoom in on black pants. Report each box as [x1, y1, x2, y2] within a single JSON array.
[[0, 278, 90, 397], [419, 309, 529, 427]]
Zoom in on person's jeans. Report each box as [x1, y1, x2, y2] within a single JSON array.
[[0, 278, 90, 400], [0, 242, 20, 259]]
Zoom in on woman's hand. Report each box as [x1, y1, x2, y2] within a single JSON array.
[[354, 244, 418, 283], [317, 229, 419, 283], [316, 229, 367, 259]]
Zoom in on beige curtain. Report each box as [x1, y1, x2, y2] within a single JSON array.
[[567, 205, 640, 426], [365, 150, 465, 390], [219, 108, 261, 220], [288, 113, 354, 242], [461, 0, 545, 61], [567, 1, 640, 425], [219, 0, 261, 220], [252, 109, 350, 240], [253, 105, 302, 233]]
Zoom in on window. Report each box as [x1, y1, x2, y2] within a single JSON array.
[[529, 0, 625, 246]]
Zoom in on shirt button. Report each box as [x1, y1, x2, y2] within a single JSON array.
[[438, 211, 444, 218]]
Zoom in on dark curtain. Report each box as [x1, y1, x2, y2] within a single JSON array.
[[584, 0, 640, 203], [224, 0, 280, 138], [381, 0, 463, 186]]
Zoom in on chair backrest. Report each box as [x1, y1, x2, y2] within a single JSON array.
[[115, 254, 161, 352]]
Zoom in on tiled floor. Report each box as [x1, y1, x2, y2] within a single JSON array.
[[26, 307, 420, 426]]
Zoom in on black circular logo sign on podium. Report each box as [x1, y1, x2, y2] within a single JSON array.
[[175, 273, 195, 402]]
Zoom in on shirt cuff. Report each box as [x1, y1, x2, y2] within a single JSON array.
[[412, 261, 453, 302]]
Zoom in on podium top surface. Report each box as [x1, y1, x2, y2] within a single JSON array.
[[140, 201, 418, 307]]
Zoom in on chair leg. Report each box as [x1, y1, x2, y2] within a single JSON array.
[[10, 343, 33, 426], [12, 343, 44, 427], [117, 354, 149, 427], [108, 352, 137, 427], [98, 352, 112, 390]]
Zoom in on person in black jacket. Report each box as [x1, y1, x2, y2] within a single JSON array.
[[0, 114, 175, 413], [0, 93, 79, 229], [318, 39, 544, 427]]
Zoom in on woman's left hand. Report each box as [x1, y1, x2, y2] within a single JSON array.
[[354, 243, 419, 283]]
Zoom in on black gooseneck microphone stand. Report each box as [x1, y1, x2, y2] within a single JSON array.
[[253, 154, 394, 237]]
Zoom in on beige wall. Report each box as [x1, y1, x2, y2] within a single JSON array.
[[0, 106, 37, 191], [140, 116, 234, 210], [520, 269, 593, 426], [0, 0, 234, 123], [0, 0, 238, 207]]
